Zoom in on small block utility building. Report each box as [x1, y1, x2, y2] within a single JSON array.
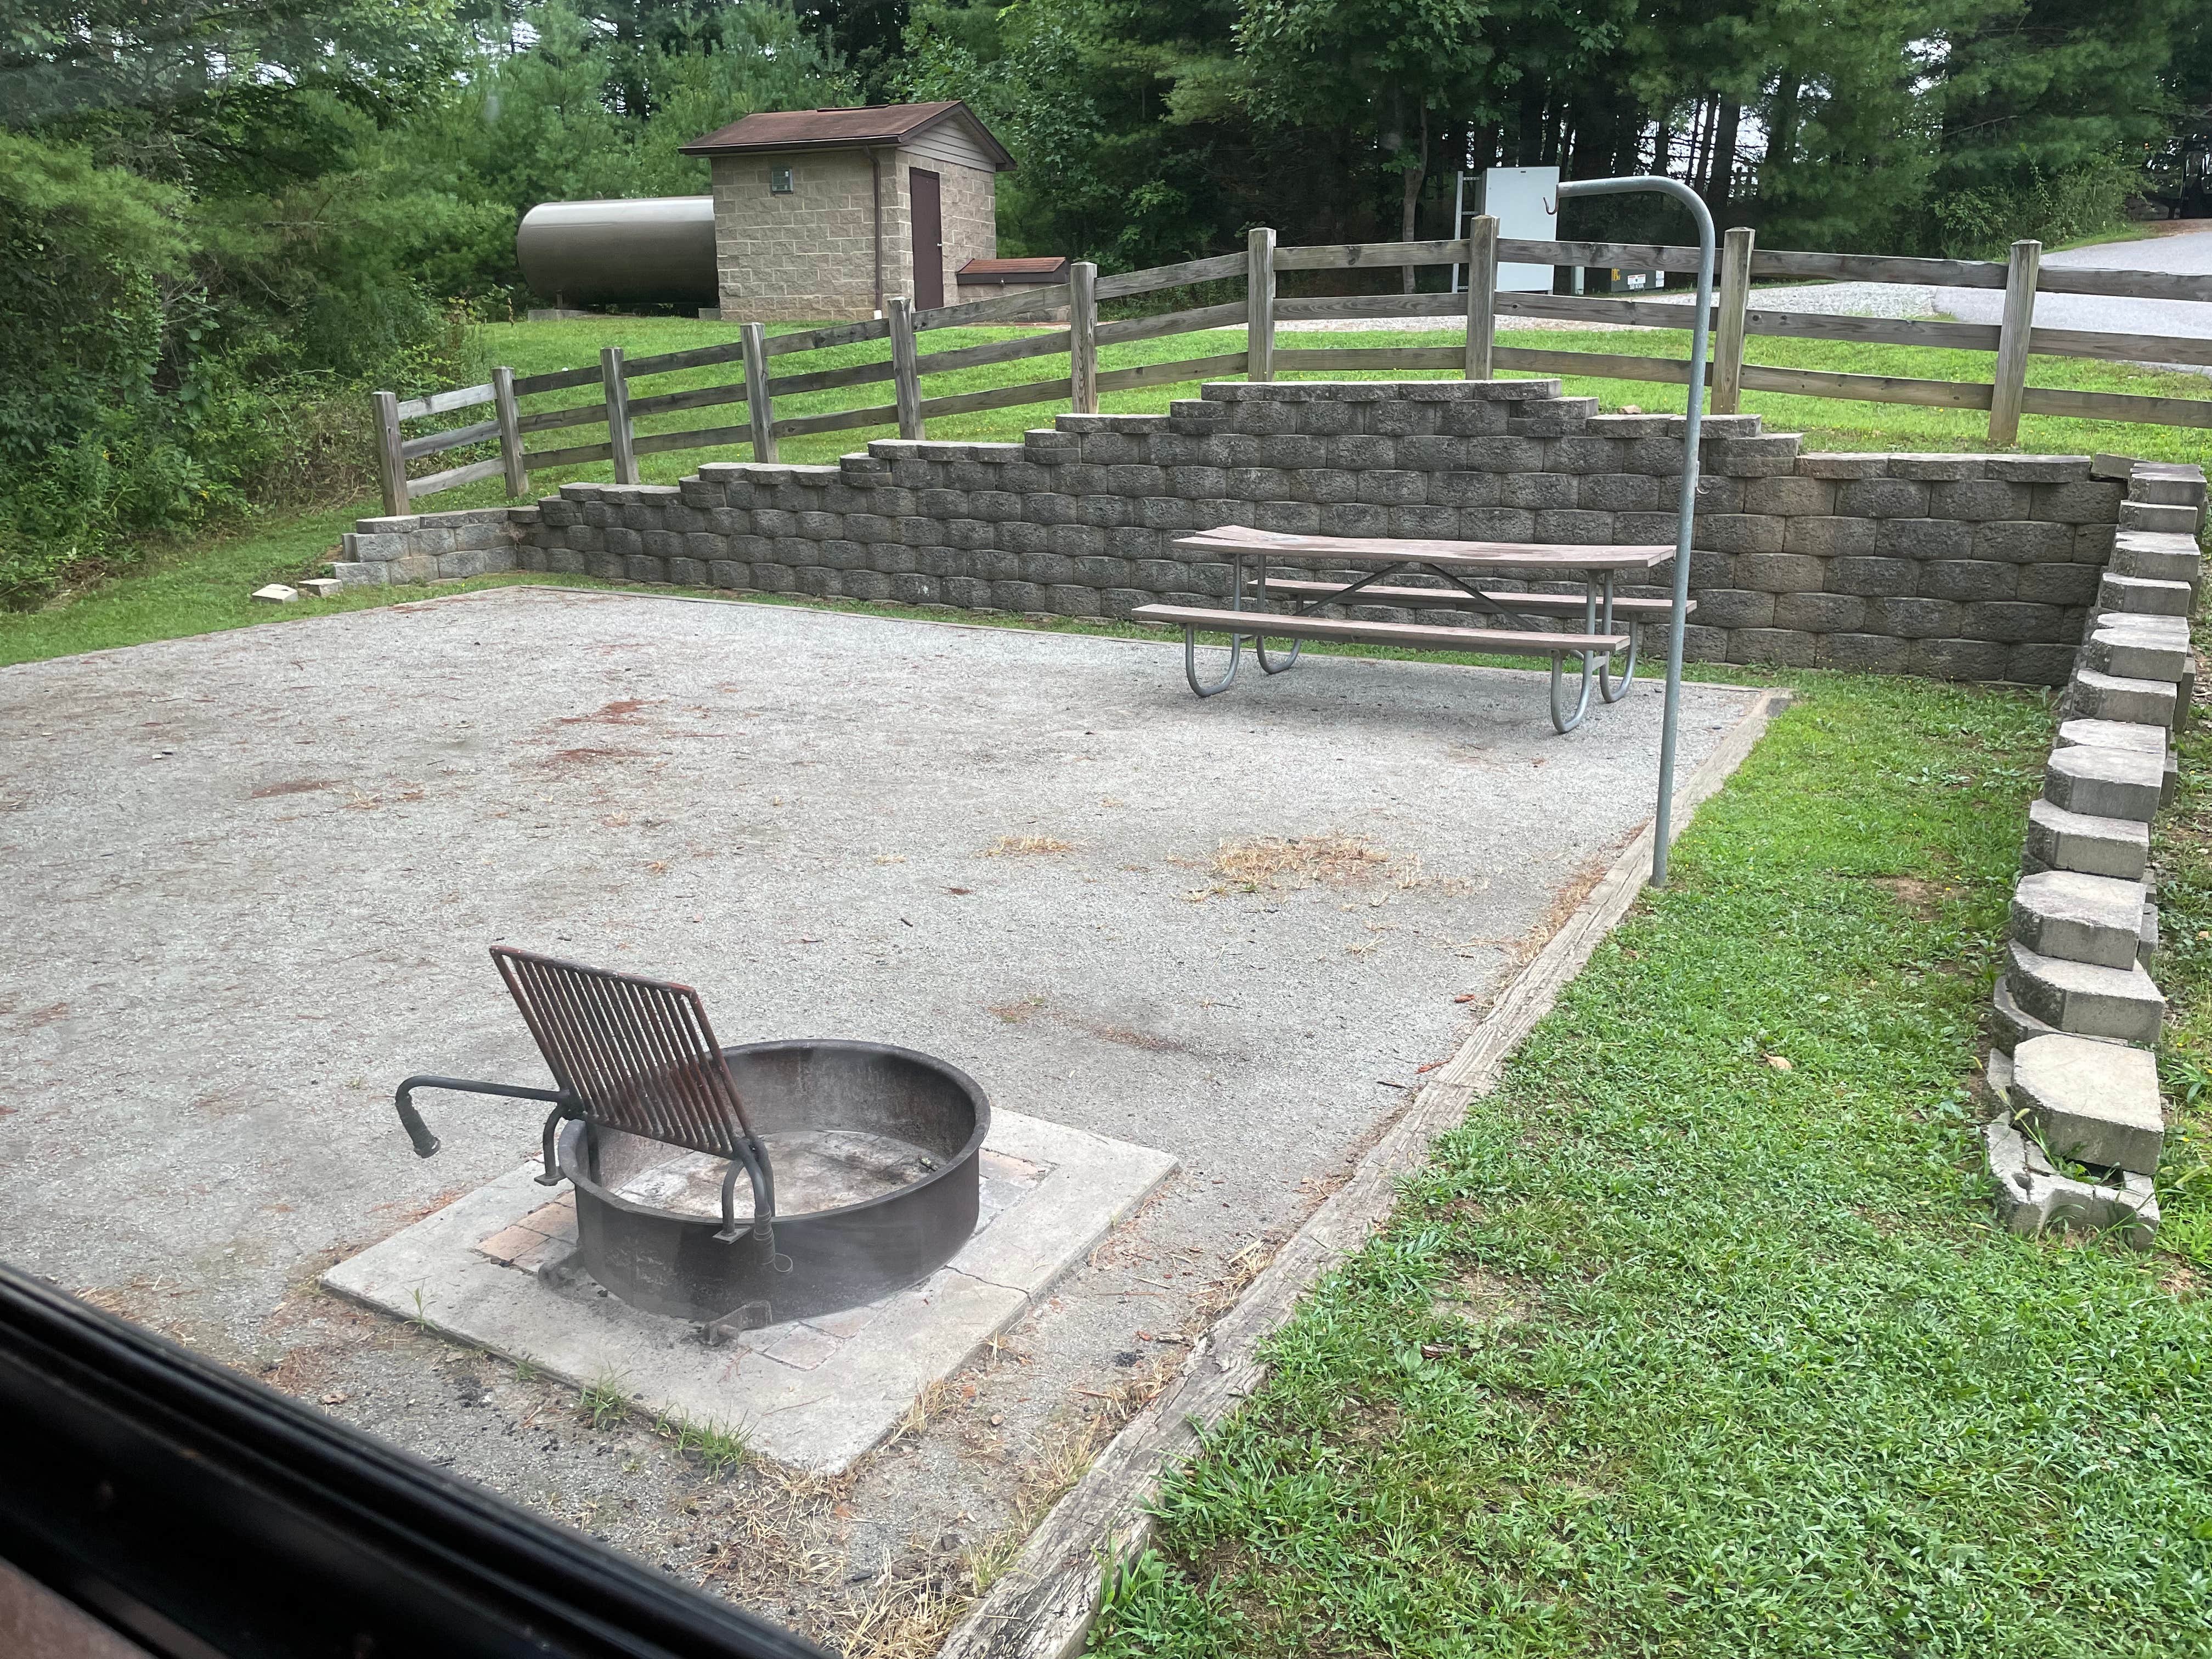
[[680, 101, 1016, 323]]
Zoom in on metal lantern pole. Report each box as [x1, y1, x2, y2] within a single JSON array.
[[1554, 175, 1716, 888]]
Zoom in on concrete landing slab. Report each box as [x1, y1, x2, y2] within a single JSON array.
[[323, 1109, 1176, 1474]]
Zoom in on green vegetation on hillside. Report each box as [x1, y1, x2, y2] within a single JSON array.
[[6, 0, 2210, 609]]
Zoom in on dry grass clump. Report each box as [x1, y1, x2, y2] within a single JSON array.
[[1211, 834, 1390, 893], [980, 834, 1077, 857]]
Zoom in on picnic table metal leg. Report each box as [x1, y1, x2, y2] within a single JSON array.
[[1599, 572, 1638, 703], [1254, 561, 1302, 676], [1183, 549, 1246, 697], [1549, 584, 1597, 733]]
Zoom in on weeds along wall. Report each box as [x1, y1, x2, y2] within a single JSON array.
[[332, 377, 2146, 684]]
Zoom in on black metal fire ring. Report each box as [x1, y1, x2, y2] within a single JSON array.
[[556, 1038, 989, 1338]]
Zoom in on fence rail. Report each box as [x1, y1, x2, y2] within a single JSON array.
[[373, 228, 2212, 513]]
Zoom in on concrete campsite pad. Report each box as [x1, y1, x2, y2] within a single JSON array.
[[1, 586, 1763, 1510], [324, 1110, 1176, 1472]]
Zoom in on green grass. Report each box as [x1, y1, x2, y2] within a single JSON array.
[[1087, 675, 2212, 1658], [3, 312, 2207, 670], [577, 1375, 633, 1432], [653, 1411, 751, 1480], [2049, 224, 2160, 253]]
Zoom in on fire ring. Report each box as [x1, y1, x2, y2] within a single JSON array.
[[556, 1039, 988, 1337]]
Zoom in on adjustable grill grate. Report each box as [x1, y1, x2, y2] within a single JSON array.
[[492, 945, 756, 1159]]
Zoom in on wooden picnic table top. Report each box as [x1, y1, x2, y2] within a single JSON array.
[[1174, 524, 1674, 574]]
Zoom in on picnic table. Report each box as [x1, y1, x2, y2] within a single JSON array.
[[1129, 525, 1689, 733]]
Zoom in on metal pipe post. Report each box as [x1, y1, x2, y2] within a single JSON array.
[[1554, 175, 1715, 888]]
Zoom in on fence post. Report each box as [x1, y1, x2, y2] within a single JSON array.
[[371, 391, 408, 517], [492, 366, 526, 498], [1246, 226, 1277, 382], [1462, 215, 1498, 380], [1711, 227, 1756, 415], [1069, 261, 1099, 415], [1990, 238, 2041, 446], [600, 346, 638, 484], [888, 297, 924, 439], [741, 323, 777, 462]]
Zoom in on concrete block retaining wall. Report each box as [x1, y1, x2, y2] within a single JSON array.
[[334, 377, 2137, 685], [1984, 459, 2207, 1248], [338, 505, 539, 586]]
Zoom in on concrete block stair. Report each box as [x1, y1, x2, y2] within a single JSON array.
[[2084, 614, 2192, 682], [2043, 744, 2164, 821], [2011, 1033, 2164, 1173], [2111, 530, 2204, 586], [2021, 797, 2150, 881], [2009, 870, 2148, 969], [2097, 572, 2193, 616], [1985, 458, 2203, 1247], [2053, 718, 2166, 755], [2063, 666, 2179, 727]]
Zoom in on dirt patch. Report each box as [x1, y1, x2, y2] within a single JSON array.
[[543, 746, 656, 767], [191, 1087, 255, 1118], [984, 994, 1204, 1054], [1052, 1009, 1202, 1054], [1431, 1265, 1534, 1326], [250, 778, 337, 799], [561, 698, 659, 725], [1871, 874, 1951, 919], [1335, 1395, 1403, 1444]]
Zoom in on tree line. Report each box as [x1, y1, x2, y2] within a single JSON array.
[[2, 0, 2207, 603]]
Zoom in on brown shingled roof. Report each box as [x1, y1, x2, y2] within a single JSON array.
[[679, 101, 1015, 168], [957, 257, 1070, 284]]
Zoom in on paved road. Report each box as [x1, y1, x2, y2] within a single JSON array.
[[1291, 225, 2212, 369], [1726, 226, 2212, 379]]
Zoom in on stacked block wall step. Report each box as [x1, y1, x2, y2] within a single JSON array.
[[2010, 870, 2148, 970], [1987, 457, 2204, 1248], [1984, 1114, 2159, 1246], [2083, 616, 2191, 684], [334, 379, 2150, 686], [2010, 1034, 2165, 1174]]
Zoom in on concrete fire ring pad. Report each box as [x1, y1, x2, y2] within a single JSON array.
[[323, 1110, 1175, 1474]]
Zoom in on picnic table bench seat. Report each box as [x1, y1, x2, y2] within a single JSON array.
[[1138, 523, 1681, 733], [1127, 605, 1630, 660], [1251, 578, 1695, 622]]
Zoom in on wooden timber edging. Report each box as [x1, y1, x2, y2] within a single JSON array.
[[932, 684, 1792, 1659]]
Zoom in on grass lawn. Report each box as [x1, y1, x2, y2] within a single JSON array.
[[3, 312, 2207, 668], [1084, 672, 2212, 1657]]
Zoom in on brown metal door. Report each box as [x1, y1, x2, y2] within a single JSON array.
[[909, 168, 944, 310]]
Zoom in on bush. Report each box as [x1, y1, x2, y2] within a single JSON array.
[[0, 129, 480, 607], [1928, 153, 2143, 257]]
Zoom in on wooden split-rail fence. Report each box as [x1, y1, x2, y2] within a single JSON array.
[[374, 225, 2212, 515]]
